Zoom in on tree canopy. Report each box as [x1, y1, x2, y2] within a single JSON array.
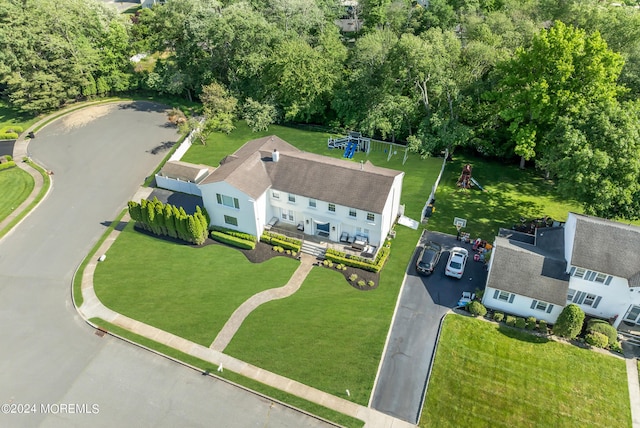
[[3, 0, 640, 219]]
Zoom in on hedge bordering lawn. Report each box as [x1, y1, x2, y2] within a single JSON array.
[[211, 231, 256, 250], [260, 231, 301, 252], [0, 161, 16, 171], [325, 246, 390, 273], [211, 225, 257, 242]]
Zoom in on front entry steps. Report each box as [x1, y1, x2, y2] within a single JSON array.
[[301, 240, 326, 259]]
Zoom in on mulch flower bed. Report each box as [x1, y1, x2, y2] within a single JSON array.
[[134, 227, 380, 290]]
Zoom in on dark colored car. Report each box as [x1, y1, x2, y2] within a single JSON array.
[[416, 241, 442, 275]]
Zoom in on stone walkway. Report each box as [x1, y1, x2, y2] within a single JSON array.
[[210, 253, 316, 352]]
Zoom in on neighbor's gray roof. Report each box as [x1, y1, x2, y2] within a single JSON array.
[[158, 161, 214, 183], [487, 235, 569, 306], [570, 213, 640, 285], [200, 135, 404, 213]]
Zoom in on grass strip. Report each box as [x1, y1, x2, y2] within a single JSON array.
[[0, 161, 50, 240], [89, 318, 364, 428], [72, 209, 128, 307]]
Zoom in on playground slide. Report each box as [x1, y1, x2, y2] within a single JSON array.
[[343, 141, 357, 158], [470, 177, 485, 191]]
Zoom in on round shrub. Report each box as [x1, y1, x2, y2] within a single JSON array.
[[506, 315, 516, 327], [357, 280, 366, 287], [4, 155, 12, 162], [291, 251, 297, 257], [586, 319, 617, 347], [526, 316, 537, 330], [468, 301, 487, 317], [553, 304, 585, 339], [585, 332, 608, 348], [492, 312, 504, 322], [515, 317, 526, 329], [538, 320, 548, 333], [349, 274, 358, 282], [286, 249, 291, 255], [327, 261, 334, 268], [367, 280, 375, 287]]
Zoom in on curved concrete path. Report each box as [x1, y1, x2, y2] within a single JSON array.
[[79, 213, 415, 428], [210, 253, 315, 352]]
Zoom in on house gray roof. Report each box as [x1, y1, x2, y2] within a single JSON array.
[[200, 135, 404, 214], [158, 161, 214, 183], [570, 213, 640, 285], [487, 234, 569, 306]]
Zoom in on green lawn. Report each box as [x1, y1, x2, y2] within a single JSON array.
[[225, 225, 422, 406], [426, 154, 585, 241], [89, 317, 364, 428], [0, 166, 34, 223], [93, 223, 299, 346], [0, 99, 39, 132], [421, 314, 631, 428]]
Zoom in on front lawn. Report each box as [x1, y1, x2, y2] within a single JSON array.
[[421, 314, 631, 427], [93, 223, 299, 346], [225, 225, 422, 406], [0, 166, 34, 223], [426, 155, 585, 241]]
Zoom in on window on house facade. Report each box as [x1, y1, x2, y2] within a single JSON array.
[[349, 208, 356, 218], [288, 194, 296, 203], [570, 266, 613, 285], [572, 291, 602, 308], [530, 299, 554, 313], [216, 193, 239, 209], [272, 191, 280, 199], [328, 203, 336, 212], [567, 288, 576, 302], [224, 215, 238, 226], [571, 267, 586, 278], [493, 290, 515, 303], [367, 212, 375, 222], [309, 199, 316, 208]]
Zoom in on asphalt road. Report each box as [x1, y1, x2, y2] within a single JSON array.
[[370, 230, 488, 424], [0, 102, 333, 428]]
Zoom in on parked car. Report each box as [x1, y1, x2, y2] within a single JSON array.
[[416, 241, 442, 275], [445, 247, 468, 279], [457, 291, 475, 307]]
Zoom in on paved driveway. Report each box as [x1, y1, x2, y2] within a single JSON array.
[[0, 102, 332, 427], [370, 230, 487, 423]]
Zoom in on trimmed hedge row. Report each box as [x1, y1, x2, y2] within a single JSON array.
[[324, 246, 390, 273], [0, 132, 18, 140], [260, 232, 301, 252], [0, 161, 17, 171], [211, 225, 256, 242], [211, 231, 256, 250]]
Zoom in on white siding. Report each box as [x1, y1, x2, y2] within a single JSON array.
[[199, 182, 258, 236], [482, 287, 562, 323], [567, 274, 640, 322]]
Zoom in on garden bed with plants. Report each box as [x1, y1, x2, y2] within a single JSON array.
[[317, 259, 379, 290]]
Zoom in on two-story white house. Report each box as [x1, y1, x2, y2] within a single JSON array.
[[197, 136, 404, 249], [482, 212, 640, 330]]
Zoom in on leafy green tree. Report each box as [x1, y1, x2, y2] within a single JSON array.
[[164, 203, 177, 238], [128, 201, 142, 222], [541, 101, 640, 220], [265, 30, 345, 121], [243, 98, 278, 132], [552, 304, 585, 339], [493, 22, 625, 167], [200, 81, 238, 134], [0, 0, 132, 114]]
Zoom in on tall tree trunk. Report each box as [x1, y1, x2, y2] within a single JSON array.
[[519, 156, 525, 169]]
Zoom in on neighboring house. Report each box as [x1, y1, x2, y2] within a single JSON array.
[[482, 212, 640, 330], [197, 135, 404, 248], [155, 161, 214, 196]]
